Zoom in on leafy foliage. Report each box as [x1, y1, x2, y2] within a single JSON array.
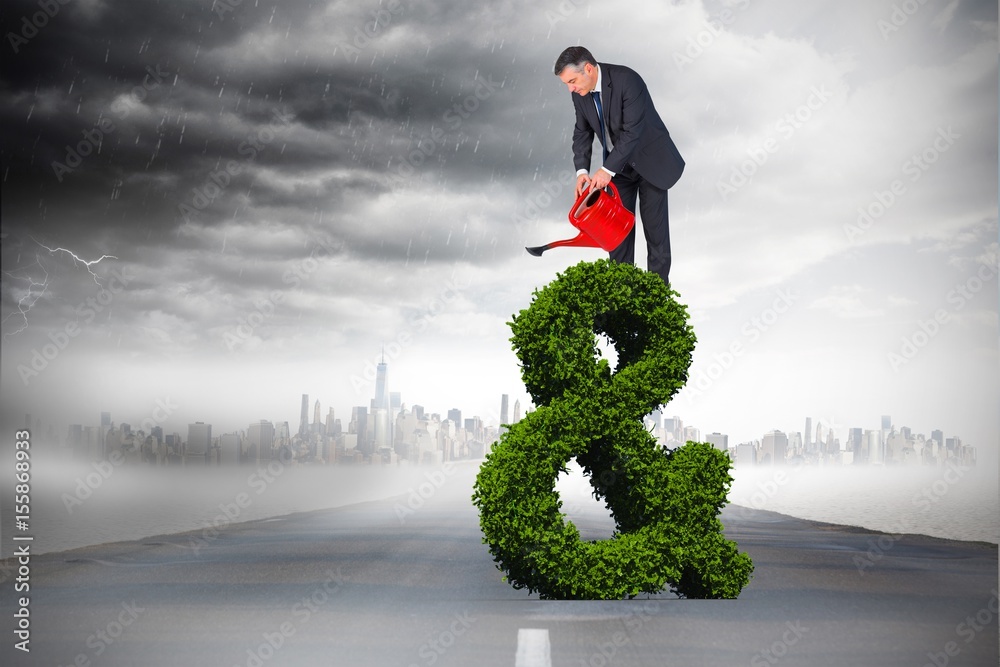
[[472, 259, 753, 599]]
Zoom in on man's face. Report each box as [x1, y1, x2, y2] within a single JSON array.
[[558, 63, 597, 96]]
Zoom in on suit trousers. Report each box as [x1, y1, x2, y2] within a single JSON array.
[[609, 166, 671, 285]]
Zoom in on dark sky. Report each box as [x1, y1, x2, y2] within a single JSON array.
[[2, 0, 997, 462]]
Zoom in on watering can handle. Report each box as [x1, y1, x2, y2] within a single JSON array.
[[586, 180, 620, 199], [573, 180, 620, 213]]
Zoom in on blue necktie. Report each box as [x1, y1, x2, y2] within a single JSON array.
[[591, 90, 609, 162]]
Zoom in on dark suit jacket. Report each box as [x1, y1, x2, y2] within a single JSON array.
[[571, 62, 685, 190]]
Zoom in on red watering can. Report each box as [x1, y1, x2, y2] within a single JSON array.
[[525, 182, 635, 256]]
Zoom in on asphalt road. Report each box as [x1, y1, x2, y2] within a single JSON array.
[[3, 462, 997, 667]]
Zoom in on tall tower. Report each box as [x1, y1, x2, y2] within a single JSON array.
[[355, 407, 370, 457], [760, 430, 788, 465], [848, 427, 863, 461], [299, 394, 309, 437], [374, 348, 389, 410], [372, 348, 391, 451], [804, 417, 812, 452], [512, 399, 521, 423], [100, 411, 113, 459], [313, 399, 322, 435], [248, 420, 275, 463], [326, 408, 336, 436], [500, 394, 509, 424]]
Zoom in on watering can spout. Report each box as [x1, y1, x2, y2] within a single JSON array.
[[525, 231, 600, 256], [524, 182, 634, 257]]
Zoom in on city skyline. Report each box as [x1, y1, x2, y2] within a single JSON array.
[[22, 379, 981, 468], [1, 0, 996, 469]]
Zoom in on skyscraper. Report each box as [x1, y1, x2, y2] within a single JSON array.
[[864, 429, 884, 464], [313, 399, 322, 435], [804, 417, 812, 452], [326, 408, 336, 436], [760, 430, 788, 465], [355, 407, 370, 456], [881, 415, 892, 442], [500, 394, 509, 424], [825, 428, 839, 458], [848, 428, 863, 462], [374, 407, 390, 453], [663, 416, 683, 443], [374, 350, 389, 410], [299, 394, 309, 437], [247, 420, 275, 463], [100, 411, 113, 459], [187, 422, 212, 460], [707, 432, 729, 453], [512, 400, 521, 423], [735, 442, 756, 467]]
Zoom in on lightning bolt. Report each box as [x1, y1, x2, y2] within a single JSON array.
[[1, 256, 50, 341], [2, 238, 119, 339], [31, 237, 118, 286]]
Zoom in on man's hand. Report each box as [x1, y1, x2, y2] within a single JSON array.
[[588, 169, 612, 192], [575, 173, 591, 197]]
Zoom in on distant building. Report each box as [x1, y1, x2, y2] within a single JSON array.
[[848, 428, 863, 462], [759, 430, 788, 465], [663, 417, 683, 443], [354, 407, 370, 457], [374, 354, 389, 410], [299, 394, 309, 437], [735, 442, 756, 467], [247, 420, 275, 463], [187, 422, 212, 459], [864, 429, 883, 464], [373, 407, 390, 452], [326, 408, 336, 436], [706, 432, 728, 453]]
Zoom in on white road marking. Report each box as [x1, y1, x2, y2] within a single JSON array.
[[516, 628, 552, 667]]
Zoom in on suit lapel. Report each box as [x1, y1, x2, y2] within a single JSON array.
[[601, 64, 613, 142]]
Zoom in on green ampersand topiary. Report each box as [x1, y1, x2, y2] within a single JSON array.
[[472, 259, 753, 599]]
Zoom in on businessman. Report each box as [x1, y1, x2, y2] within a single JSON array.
[[554, 46, 685, 285]]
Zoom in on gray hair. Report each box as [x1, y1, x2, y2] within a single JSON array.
[[554, 46, 596, 76]]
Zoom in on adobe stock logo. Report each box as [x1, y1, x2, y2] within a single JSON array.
[[7, 0, 72, 54], [685, 289, 797, 403], [716, 85, 832, 201]]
